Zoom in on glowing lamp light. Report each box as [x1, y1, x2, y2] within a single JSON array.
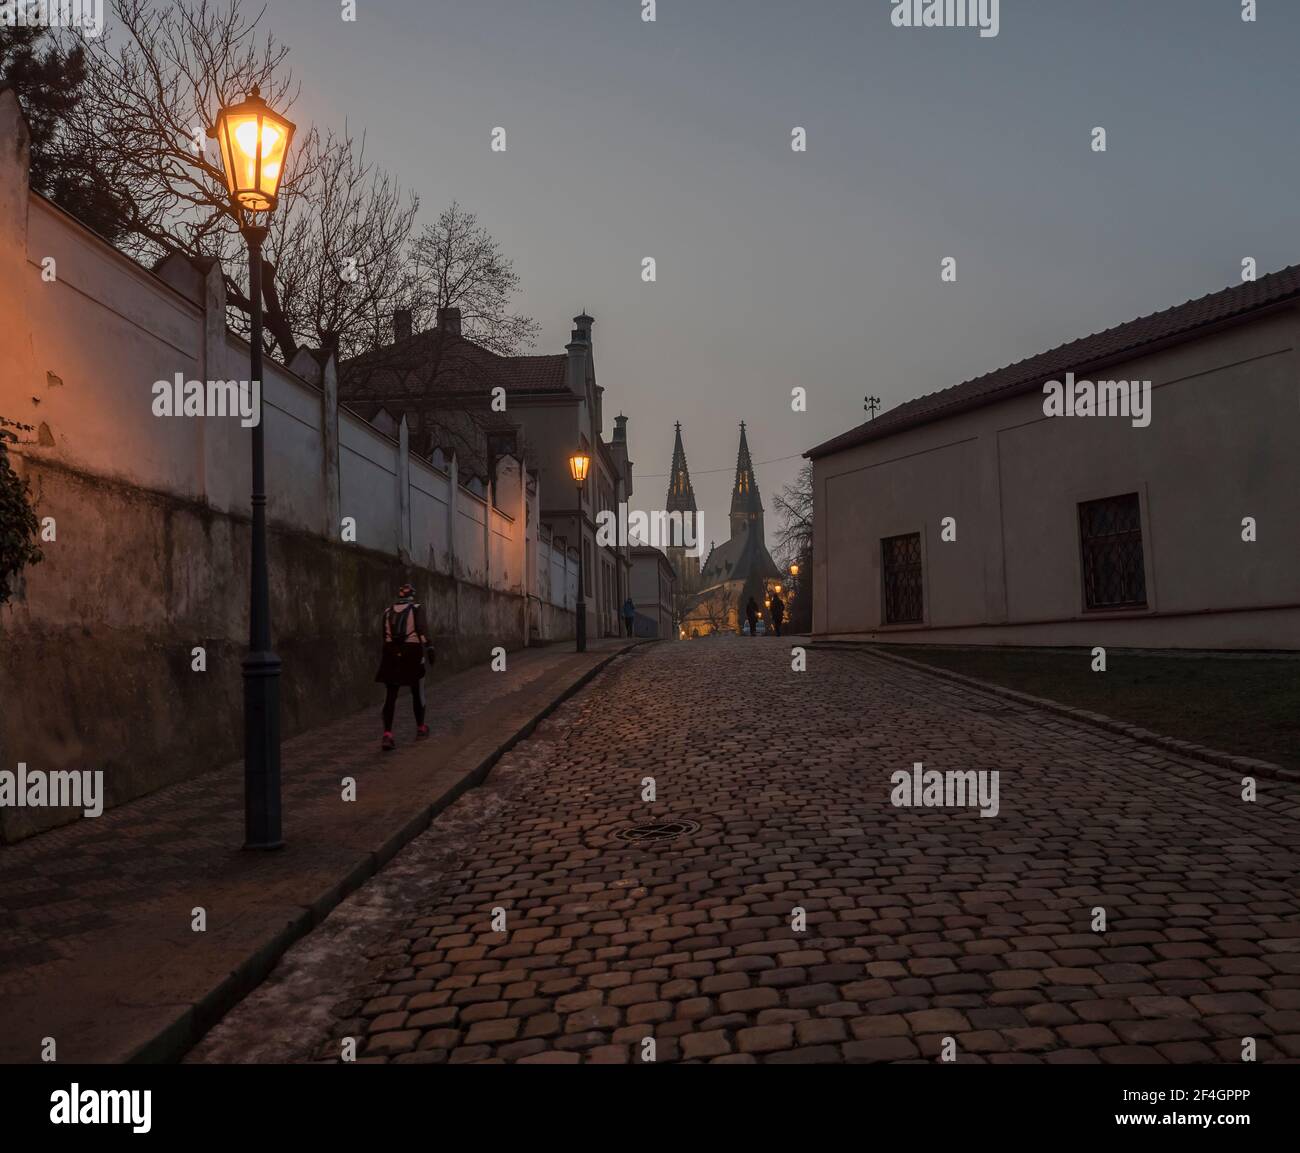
[[569, 451, 591, 485], [790, 564, 799, 576], [212, 86, 296, 213]]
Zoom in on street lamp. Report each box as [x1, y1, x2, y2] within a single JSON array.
[[212, 86, 296, 851], [569, 449, 591, 653]]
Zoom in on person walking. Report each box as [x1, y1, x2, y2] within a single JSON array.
[[745, 596, 759, 637], [376, 582, 433, 751], [770, 592, 785, 637], [622, 596, 636, 637]]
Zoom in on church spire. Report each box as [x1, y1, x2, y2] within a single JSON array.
[[666, 421, 697, 515], [730, 421, 763, 538]]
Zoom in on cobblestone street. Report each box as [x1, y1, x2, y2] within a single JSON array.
[[195, 637, 1300, 1065]]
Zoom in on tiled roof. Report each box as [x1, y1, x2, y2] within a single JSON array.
[[806, 263, 1300, 460], [495, 354, 569, 392], [341, 329, 568, 398], [700, 524, 782, 588]]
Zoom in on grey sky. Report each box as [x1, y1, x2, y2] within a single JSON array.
[[245, 0, 1300, 555]]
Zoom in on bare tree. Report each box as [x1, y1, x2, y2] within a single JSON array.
[[773, 462, 814, 631], [410, 202, 539, 355], [697, 587, 733, 636], [268, 127, 420, 360], [47, 2, 531, 368], [64, 0, 310, 352], [70, 0, 303, 255], [773, 462, 813, 568]]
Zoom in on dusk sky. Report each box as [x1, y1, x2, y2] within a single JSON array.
[[237, 0, 1300, 553]]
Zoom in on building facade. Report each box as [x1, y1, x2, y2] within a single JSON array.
[[807, 268, 1300, 650], [341, 311, 634, 641], [629, 545, 676, 639]]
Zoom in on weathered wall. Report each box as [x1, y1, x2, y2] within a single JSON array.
[[0, 457, 534, 842], [0, 94, 573, 841]]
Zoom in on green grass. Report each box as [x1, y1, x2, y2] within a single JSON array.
[[891, 646, 1300, 771]]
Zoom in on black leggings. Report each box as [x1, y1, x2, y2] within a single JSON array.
[[382, 681, 426, 730]]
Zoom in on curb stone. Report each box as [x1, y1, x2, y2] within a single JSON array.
[[140, 639, 645, 1063]]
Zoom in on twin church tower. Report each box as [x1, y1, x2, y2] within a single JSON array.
[[665, 422, 781, 632]]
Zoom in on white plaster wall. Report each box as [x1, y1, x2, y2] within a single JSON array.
[[813, 309, 1300, 649]]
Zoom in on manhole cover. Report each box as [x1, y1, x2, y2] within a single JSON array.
[[613, 818, 700, 845]]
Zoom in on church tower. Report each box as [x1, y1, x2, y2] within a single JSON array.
[[665, 422, 700, 593], [729, 421, 765, 540]]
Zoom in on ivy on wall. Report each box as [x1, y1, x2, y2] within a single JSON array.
[[0, 419, 42, 604]]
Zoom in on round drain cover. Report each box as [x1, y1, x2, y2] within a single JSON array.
[[613, 818, 700, 845]]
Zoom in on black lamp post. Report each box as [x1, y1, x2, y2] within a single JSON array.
[[569, 450, 591, 653], [211, 87, 296, 849]]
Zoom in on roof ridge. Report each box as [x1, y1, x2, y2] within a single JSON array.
[[808, 261, 1300, 460]]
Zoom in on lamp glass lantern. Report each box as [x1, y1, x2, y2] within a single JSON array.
[[569, 451, 591, 486], [213, 86, 295, 213]]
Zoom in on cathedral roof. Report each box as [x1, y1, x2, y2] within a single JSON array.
[[699, 522, 781, 588], [665, 421, 698, 514], [729, 421, 764, 521]]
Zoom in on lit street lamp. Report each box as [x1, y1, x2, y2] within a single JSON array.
[[211, 85, 296, 850], [569, 449, 591, 653]]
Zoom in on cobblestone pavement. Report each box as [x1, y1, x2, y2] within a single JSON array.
[[0, 639, 626, 999], [217, 637, 1300, 1064]]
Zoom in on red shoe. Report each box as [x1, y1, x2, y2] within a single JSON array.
[[381, 731, 395, 751], [416, 724, 430, 740]]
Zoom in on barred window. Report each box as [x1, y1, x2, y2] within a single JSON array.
[[1079, 493, 1147, 610], [882, 532, 923, 624]]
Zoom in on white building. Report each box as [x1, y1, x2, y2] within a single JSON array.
[[807, 268, 1300, 650]]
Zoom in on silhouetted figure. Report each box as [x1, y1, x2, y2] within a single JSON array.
[[376, 582, 433, 750], [745, 597, 759, 636], [770, 593, 785, 637], [622, 596, 636, 637]]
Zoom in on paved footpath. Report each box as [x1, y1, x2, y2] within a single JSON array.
[[196, 636, 1300, 1065], [0, 638, 636, 1063]]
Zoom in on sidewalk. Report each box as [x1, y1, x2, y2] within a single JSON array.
[[0, 637, 641, 1064]]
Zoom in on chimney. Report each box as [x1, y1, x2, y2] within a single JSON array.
[[571, 311, 593, 344], [393, 309, 412, 342], [613, 413, 628, 444], [437, 306, 462, 335]]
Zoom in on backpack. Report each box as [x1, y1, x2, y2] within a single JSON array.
[[385, 604, 416, 647]]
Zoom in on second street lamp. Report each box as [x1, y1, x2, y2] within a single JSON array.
[[211, 86, 296, 850], [569, 449, 591, 653]]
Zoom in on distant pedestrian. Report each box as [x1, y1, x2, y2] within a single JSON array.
[[622, 596, 636, 637], [770, 592, 785, 637], [745, 597, 759, 636], [376, 582, 433, 751]]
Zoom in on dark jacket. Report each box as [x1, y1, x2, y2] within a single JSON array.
[[375, 600, 430, 685]]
